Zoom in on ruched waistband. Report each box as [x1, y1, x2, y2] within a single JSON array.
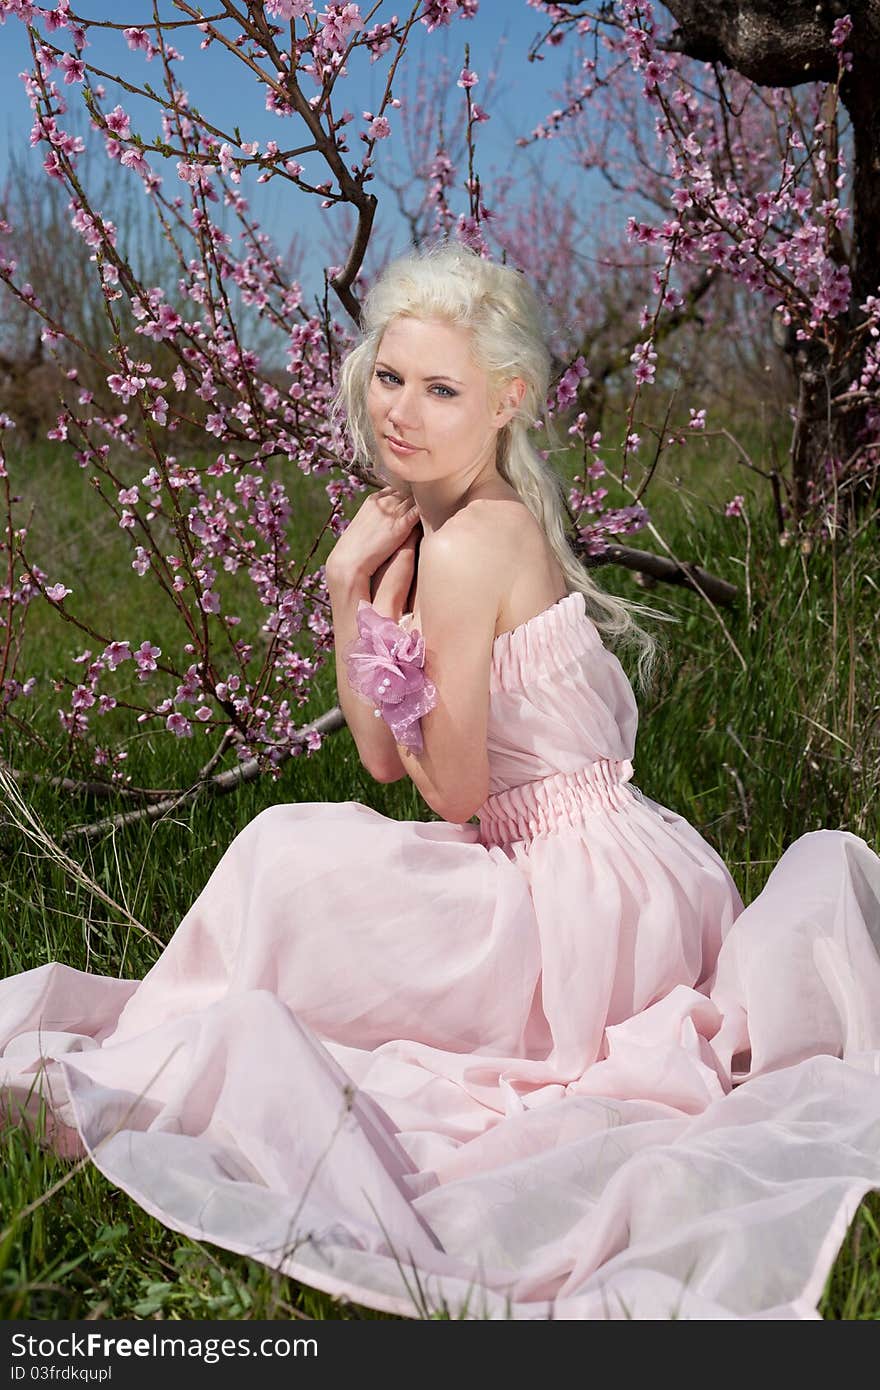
[[476, 759, 636, 848]]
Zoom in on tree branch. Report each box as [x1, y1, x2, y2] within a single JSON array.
[[60, 706, 347, 840], [584, 541, 738, 605], [660, 0, 845, 86]]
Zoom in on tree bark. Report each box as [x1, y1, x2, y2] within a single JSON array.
[[585, 541, 739, 606], [662, 0, 847, 84]]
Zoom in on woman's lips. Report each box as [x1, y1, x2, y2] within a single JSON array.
[[385, 435, 421, 455]]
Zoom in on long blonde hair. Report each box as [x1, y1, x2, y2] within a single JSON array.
[[332, 240, 667, 688]]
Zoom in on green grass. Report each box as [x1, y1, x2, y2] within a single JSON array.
[[1, 435, 879, 1319]]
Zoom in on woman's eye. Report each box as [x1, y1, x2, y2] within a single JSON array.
[[374, 370, 455, 398]]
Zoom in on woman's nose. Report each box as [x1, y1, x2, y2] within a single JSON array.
[[387, 388, 418, 429]]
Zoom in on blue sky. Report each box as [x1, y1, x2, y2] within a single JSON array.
[[0, 3, 602, 300]]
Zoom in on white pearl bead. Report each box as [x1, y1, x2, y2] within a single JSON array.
[[373, 708, 381, 717]]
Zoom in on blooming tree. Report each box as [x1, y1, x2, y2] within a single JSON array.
[[525, 0, 879, 530], [0, 1, 488, 788]]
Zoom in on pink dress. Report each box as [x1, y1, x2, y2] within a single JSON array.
[[3, 590, 880, 1319]]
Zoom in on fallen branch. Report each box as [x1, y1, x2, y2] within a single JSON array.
[[5, 769, 177, 802], [627, 521, 747, 669], [62, 706, 347, 842], [585, 542, 738, 606]]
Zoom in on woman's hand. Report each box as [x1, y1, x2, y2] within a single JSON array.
[[325, 486, 420, 588], [369, 523, 421, 621]]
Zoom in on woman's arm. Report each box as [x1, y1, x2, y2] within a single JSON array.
[[325, 487, 420, 783], [394, 515, 502, 823], [328, 568, 408, 783]]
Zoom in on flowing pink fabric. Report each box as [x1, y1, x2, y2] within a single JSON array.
[[3, 591, 880, 1319]]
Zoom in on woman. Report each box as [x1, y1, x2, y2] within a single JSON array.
[[2, 243, 880, 1321]]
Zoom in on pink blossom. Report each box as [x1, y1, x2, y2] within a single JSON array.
[[139, 304, 181, 341], [102, 640, 131, 670], [43, 2, 72, 35], [107, 372, 145, 403], [725, 495, 746, 518], [316, 3, 361, 54], [553, 355, 590, 410], [106, 105, 131, 138], [59, 710, 89, 738], [134, 640, 161, 672], [166, 712, 193, 737], [830, 15, 853, 48], [218, 142, 239, 183], [457, 68, 479, 90], [630, 340, 657, 386], [266, 0, 313, 17], [364, 19, 395, 60], [59, 53, 85, 84], [45, 583, 72, 602], [688, 408, 707, 431], [420, 0, 463, 32], [366, 115, 391, 141], [123, 27, 150, 53], [577, 504, 650, 555]]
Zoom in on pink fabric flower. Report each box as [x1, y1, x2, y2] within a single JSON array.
[[343, 601, 437, 753]]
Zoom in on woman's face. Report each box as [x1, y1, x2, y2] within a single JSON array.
[[366, 315, 517, 488]]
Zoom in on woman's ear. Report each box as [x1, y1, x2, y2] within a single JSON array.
[[492, 376, 527, 428]]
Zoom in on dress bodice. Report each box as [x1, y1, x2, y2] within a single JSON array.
[[483, 590, 638, 795]]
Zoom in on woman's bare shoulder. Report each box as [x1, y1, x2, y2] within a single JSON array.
[[430, 496, 567, 635], [441, 492, 539, 551], [418, 502, 506, 595]]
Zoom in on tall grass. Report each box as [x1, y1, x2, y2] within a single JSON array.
[[1, 438, 878, 1318]]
